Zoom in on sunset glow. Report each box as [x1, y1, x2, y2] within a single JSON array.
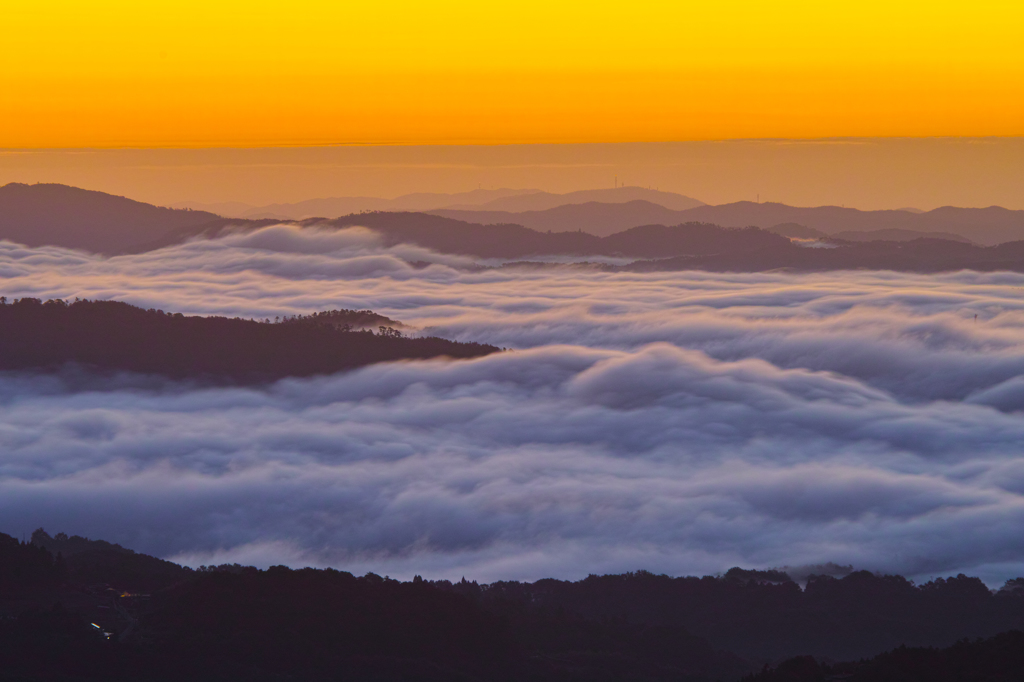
[[4, 0, 1023, 146]]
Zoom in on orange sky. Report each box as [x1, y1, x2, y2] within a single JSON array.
[[3, 1, 1024, 147], [4, 140, 1023, 211]]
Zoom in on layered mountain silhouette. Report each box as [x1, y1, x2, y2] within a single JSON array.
[[182, 188, 542, 219], [176, 186, 703, 220], [436, 200, 1024, 244], [0, 183, 221, 254], [6, 184, 1024, 271], [161, 212, 1024, 273], [432, 199, 705, 237], [164, 212, 793, 260], [679, 202, 1024, 246], [619, 237, 1024, 274], [442, 186, 706, 212]]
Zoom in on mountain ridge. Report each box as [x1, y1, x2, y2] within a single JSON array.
[[4, 528, 1024, 681], [150, 212, 1024, 274], [0, 298, 497, 383], [0, 183, 221, 254], [435, 200, 1024, 245], [175, 186, 703, 219]]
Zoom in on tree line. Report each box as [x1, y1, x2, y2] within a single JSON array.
[[2, 530, 1023, 681]]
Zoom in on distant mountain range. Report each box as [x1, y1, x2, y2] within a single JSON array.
[[175, 186, 704, 220], [435, 200, 1024, 245], [178, 188, 540, 219], [432, 200, 705, 237], [158, 212, 1024, 274], [443, 186, 707, 212], [5, 184, 1024, 270], [162, 212, 793, 261]]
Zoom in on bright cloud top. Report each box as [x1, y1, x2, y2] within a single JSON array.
[[2, 225, 1024, 584]]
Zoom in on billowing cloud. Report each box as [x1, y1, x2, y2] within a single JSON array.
[[2, 226, 1024, 584]]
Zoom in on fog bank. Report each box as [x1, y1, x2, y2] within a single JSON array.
[[2, 226, 1024, 584]]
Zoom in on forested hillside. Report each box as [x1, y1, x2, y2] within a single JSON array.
[[0, 298, 497, 382]]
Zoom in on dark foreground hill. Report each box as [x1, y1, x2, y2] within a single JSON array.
[[0, 183, 222, 254], [744, 631, 1024, 682], [0, 298, 497, 382], [2, 530, 1024, 681]]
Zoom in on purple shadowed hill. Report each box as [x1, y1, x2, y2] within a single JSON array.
[[0, 298, 497, 382], [0, 183, 222, 254], [434, 200, 1024, 244]]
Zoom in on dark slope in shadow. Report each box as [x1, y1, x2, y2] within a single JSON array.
[[5, 529, 1024, 681], [745, 631, 1024, 682], [0, 298, 497, 383], [0, 183, 223, 254]]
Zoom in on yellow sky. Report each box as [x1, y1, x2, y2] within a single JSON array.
[[2, 1, 1023, 147]]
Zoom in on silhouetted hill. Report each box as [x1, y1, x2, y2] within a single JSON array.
[[178, 188, 542, 219], [147, 210, 1024, 274], [9, 184, 1021, 254], [0, 183, 222, 254], [435, 201, 1024, 245], [600, 223, 786, 258], [178, 187, 702, 220], [31, 530, 189, 593], [676, 202, 1024, 246], [470, 570, 1024, 663], [766, 224, 972, 244], [621, 237, 1024, 273], [0, 532, 64, 597], [0, 531, 747, 682], [158, 212, 1024, 273], [323, 212, 790, 259], [329, 211, 602, 257], [3, 529, 1024, 681], [293, 214, 1024, 273], [832, 227, 972, 243], [445, 187, 706, 212], [0, 298, 497, 382], [744, 630, 1024, 682], [432, 199, 701, 237]]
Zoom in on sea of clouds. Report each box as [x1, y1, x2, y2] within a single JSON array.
[[2, 224, 1024, 584]]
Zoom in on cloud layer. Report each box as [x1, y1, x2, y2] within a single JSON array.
[[2, 225, 1024, 584]]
